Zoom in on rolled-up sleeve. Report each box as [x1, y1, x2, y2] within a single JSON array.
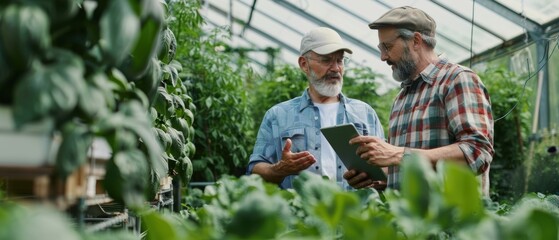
[[247, 110, 276, 175], [445, 71, 494, 175]]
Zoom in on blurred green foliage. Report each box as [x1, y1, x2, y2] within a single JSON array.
[[479, 65, 533, 201]]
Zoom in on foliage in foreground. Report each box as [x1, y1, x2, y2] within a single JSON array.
[[2, 153, 559, 239]]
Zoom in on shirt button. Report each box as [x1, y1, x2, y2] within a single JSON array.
[[338, 165, 342, 169], [315, 166, 319, 170], [315, 146, 319, 150]]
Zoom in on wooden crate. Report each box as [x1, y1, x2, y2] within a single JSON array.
[[0, 165, 87, 209]]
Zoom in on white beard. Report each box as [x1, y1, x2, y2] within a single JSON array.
[[309, 70, 342, 97]]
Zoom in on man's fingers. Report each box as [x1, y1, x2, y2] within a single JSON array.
[[282, 138, 292, 153], [343, 169, 357, 179]]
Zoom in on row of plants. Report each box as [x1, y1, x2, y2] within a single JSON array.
[[2, 152, 559, 239], [167, 0, 255, 182]]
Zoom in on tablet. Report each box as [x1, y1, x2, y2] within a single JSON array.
[[320, 123, 387, 181]]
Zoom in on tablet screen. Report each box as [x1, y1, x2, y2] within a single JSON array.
[[320, 123, 387, 181]]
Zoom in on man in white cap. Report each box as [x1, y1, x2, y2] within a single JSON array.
[[247, 27, 385, 189], [345, 6, 494, 196]]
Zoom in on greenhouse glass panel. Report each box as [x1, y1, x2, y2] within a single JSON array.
[[497, 0, 559, 24]]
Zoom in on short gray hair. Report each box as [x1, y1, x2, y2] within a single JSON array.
[[397, 28, 437, 49]]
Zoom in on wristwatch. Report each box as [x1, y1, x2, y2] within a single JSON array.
[[402, 147, 412, 159]]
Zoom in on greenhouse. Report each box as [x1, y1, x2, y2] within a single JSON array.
[[1, 0, 559, 239]]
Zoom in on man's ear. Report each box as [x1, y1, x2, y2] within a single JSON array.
[[298, 56, 309, 74], [413, 32, 423, 48]]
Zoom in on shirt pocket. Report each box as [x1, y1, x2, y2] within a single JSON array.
[[281, 128, 307, 153]]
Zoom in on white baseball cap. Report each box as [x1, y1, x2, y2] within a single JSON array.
[[299, 27, 353, 55]]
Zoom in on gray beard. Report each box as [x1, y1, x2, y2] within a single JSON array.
[[392, 46, 417, 82], [309, 70, 342, 97]]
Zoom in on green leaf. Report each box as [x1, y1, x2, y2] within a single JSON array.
[[0, 205, 81, 240], [314, 192, 359, 230], [154, 87, 172, 117], [108, 68, 130, 92], [104, 149, 149, 208], [135, 58, 162, 106], [155, 127, 172, 150], [55, 122, 92, 178], [225, 192, 291, 239], [141, 211, 183, 240], [505, 207, 559, 240], [178, 156, 193, 186], [440, 162, 485, 222], [204, 97, 213, 109], [13, 49, 85, 127], [125, 7, 163, 79], [99, 0, 140, 65], [78, 81, 108, 119], [400, 152, 437, 218], [171, 118, 190, 140], [0, 4, 50, 70], [167, 127, 185, 158]]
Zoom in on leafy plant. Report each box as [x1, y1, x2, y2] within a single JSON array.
[[3, 153, 559, 239], [168, 0, 255, 182], [0, 0, 176, 208], [147, 7, 196, 189], [164, 153, 559, 239], [479, 65, 533, 201], [248, 64, 308, 125], [527, 128, 559, 194]]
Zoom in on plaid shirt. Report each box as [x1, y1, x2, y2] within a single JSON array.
[[387, 57, 494, 195], [247, 89, 384, 189]]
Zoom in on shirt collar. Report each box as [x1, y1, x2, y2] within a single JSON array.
[[299, 88, 346, 112], [400, 55, 449, 89]]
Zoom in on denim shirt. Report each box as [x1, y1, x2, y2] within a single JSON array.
[[247, 89, 385, 189]]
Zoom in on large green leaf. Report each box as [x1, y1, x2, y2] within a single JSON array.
[[124, 0, 164, 79], [440, 162, 485, 222], [13, 49, 85, 127], [141, 211, 185, 240], [104, 149, 149, 208], [225, 192, 291, 239], [0, 204, 81, 240], [135, 58, 162, 106], [167, 126, 185, 158], [505, 207, 559, 240], [99, 0, 140, 65], [0, 4, 50, 70], [400, 152, 438, 218]]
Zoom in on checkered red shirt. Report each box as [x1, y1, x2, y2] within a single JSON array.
[[387, 57, 494, 195]]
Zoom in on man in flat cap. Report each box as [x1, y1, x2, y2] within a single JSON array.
[[344, 6, 494, 196], [247, 27, 384, 190]]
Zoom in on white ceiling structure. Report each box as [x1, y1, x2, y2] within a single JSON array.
[[200, 0, 559, 96]]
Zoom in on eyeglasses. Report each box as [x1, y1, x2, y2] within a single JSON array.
[[377, 35, 401, 54], [307, 54, 351, 67]]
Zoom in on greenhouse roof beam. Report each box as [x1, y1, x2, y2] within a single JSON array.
[[477, 0, 543, 35], [431, 0, 506, 41], [207, 2, 299, 54], [273, 0, 381, 56], [236, 0, 305, 37]]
